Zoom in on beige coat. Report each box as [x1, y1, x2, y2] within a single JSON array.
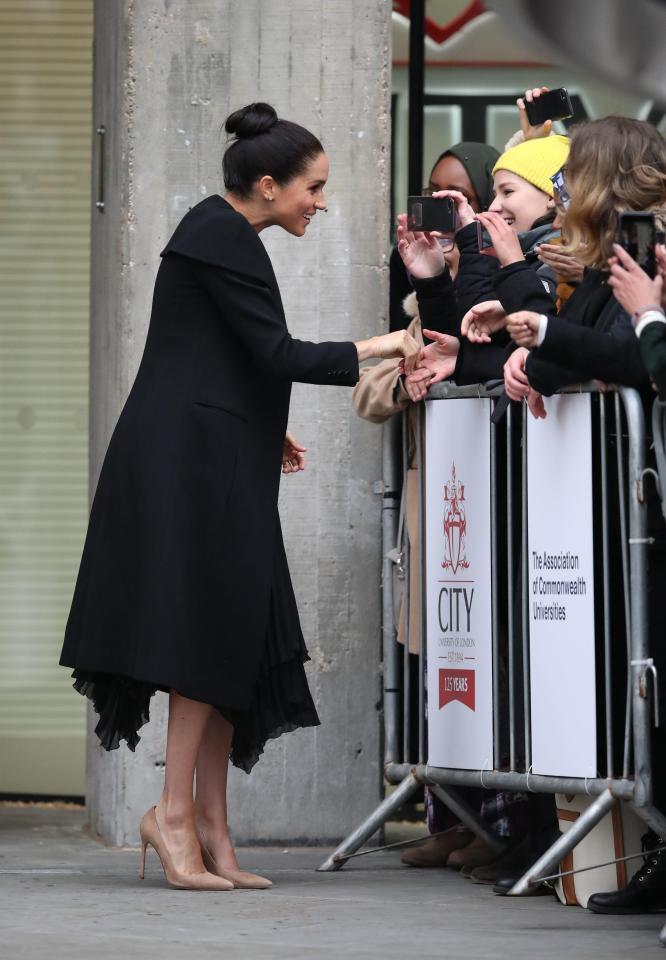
[[352, 294, 422, 654]]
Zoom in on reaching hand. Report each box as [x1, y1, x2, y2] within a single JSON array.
[[412, 329, 461, 386], [401, 364, 434, 403], [536, 242, 585, 283], [503, 346, 530, 400], [395, 213, 446, 279], [430, 189, 476, 229], [461, 299, 508, 343], [282, 431, 307, 475], [369, 328, 421, 373], [475, 212, 524, 267], [506, 310, 541, 348], [608, 243, 664, 321], [518, 86, 553, 140]]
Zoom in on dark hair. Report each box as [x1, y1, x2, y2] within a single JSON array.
[[223, 102, 324, 198]]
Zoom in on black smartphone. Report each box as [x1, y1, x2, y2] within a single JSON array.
[[525, 87, 574, 126], [407, 196, 458, 233], [617, 211, 657, 278]]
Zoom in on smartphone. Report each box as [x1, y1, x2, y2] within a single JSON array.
[[407, 196, 458, 233], [525, 87, 574, 126], [617, 211, 657, 278], [475, 221, 494, 252]]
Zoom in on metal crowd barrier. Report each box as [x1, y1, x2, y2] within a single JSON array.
[[318, 383, 666, 899]]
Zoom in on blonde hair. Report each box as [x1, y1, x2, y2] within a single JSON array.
[[561, 116, 666, 268]]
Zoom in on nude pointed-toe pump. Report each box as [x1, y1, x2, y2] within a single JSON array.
[[198, 832, 273, 890], [139, 807, 234, 891]]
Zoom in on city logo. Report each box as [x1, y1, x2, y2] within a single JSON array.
[[439, 668, 476, 711], [442, 462, 469, 575]]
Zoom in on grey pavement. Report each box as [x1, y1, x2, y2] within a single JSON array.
[[1, 804, 665, 959]]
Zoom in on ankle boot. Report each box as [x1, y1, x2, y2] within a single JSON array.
[[400, 828, 474, 868], [587, 834, 666, 914]]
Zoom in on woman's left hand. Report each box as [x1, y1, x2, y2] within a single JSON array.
[[475, 212, 524, 267], [608, 243, 663, 321], [282, 431, 307, 474]]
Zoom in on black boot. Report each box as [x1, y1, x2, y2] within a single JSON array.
[[587, 834, 666, 915], [481, 821, 561, 895]]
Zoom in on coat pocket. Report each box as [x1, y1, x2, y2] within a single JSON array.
[[192, 399, 249, 423], [185, 402, 243, 515]]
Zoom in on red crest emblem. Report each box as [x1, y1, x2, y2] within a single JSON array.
[[442, 462, 469, 574]]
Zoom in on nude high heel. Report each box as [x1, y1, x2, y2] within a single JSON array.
[[139, 807, 234, 891], [198, 831, 272, 890]]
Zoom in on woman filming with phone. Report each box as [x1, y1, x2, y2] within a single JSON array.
[[505, 114, 666, 917], [606, 235, 666, 397], [504, 116, 666, 403], [395, 125, 571, 388]]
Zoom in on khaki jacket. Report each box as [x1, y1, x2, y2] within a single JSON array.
[[352, 295, 423, 654]]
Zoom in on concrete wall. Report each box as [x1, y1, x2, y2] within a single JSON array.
[[87, 0, 392, 845]]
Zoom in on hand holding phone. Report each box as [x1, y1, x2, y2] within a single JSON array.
[[407, 195, 458, 233], [523, 87, 573, 127], [395, 213, 447, 279], [608, 213, 663, 320], [617, 211, 657, 278]]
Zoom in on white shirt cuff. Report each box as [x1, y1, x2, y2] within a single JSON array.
[[635, 310, 666, 338], [536, 314, 548, 347]]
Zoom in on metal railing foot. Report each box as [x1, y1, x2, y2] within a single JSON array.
[[317, 772, 420, 872], [507, 788, 616, 896]]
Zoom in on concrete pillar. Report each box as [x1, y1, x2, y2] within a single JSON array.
[[88, 0, 392, 845]]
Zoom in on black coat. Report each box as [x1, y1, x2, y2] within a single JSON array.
[[525, 269, 648, 395], [60, 195, 359, 712]]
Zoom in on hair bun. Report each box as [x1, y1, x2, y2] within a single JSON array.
[[225, 102, 278, 139]]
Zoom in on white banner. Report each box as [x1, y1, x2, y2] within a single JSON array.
[[425, 399, 493, 770], [528, 393, 597, 777]]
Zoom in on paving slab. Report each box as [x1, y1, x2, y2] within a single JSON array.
[[0, 805, 664, 959]]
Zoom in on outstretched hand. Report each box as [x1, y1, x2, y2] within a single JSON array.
[[282, 431, 307, 475], [408, 329, 460, 389], [461, 299, 507, 343]]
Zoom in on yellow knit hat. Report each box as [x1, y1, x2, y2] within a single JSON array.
[[492, 135, 570, 197]]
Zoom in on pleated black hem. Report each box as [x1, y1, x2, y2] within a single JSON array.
[[71, 650, 320, 775]]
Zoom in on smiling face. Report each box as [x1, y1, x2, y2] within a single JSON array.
[[268, 152, 329, 237], [488, 169, 552, 234]]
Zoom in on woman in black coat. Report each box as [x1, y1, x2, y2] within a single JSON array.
[[60, 102, 419, 891]]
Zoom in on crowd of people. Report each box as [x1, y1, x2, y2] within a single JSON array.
[[59, 90, 666, 909], [353, 87, 666, 915]]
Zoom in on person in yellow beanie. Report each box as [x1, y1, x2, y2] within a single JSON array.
[[475, 134, 570, 268]]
